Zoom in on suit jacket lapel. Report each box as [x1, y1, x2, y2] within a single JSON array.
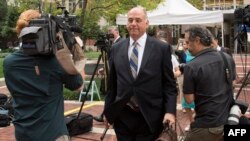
[[120, 39, 135, 80], [137, 36, 153, 78]]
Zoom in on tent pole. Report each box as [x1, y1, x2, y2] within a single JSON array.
[[221, 22, 224, 47]]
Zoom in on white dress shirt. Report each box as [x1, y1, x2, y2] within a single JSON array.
[[128, 33, 147, 74]]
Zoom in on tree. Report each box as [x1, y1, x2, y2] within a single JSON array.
[[188, 0, 203, 10], [0, 0, 8, 48], [0, 3, 20, 49], [0, 0, 7, 21], [72, 0, 164, 47], [2, 0, 204, 49]]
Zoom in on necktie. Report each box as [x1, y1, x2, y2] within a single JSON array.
[[127, 42, 139, 111], [130, 42, 138, 79]]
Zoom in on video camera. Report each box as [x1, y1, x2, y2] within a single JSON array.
[[94, 33, 114, 52], [234, 5, 250, 26], [19, 6, 82, 56]]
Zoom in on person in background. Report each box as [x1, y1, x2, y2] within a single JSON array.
[[157, 30, 181, 78], [176, 39, 195, 114], [103, 6, 177, 141], [175, 38, 186, 64], [3, 9, 84, 141], [183, 26, 235, 141], [93, 25, 123, 122], [175, 40, 195, 131], [211, 37, 232, 56], [181, 41, 195, 113], [108, 26, 122, 45], [211, 36, 237, 94]]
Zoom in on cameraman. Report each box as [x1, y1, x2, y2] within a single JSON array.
[[3, 9, 84, 141], [183, 26, 235, 141], [93, 25, 123, 122]]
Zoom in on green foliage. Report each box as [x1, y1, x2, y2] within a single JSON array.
[[188, 0, 203, 10], [84, 51, 101, 59], [82, 17, 102, 40], [15, 0, 40, 12], [63, 88, 79, 100], [0, 53, 11, 58], [63, 78, 104, 101], [83, 0, 163, 25], [0, 6, 19, 49], [0, 0, 7, 21]]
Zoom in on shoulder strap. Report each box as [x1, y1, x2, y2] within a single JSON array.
[[218, 51, 232, 86]]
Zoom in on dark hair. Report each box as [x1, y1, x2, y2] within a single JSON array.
[[185, 26, 212, 46]]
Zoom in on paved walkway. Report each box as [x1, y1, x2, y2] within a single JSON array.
[[0, 98, 194, 141], [1, 54, 250, 140]]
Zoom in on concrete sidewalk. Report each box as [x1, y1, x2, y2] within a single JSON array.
[[0, 100, 193, 141]]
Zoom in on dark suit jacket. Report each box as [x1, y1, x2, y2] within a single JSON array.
[[113, 37, 122, 44], [104, 35, 177, 132]]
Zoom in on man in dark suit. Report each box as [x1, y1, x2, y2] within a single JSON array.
[[108, 26, 122, 45], [103, 6, 177, 141]]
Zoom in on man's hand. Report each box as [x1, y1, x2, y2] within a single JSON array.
[[163, 113, 175, 126]]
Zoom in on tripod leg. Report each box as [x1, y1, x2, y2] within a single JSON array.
[[77, 54, 103, 119], [100, 126, 109, 141], [236, 70, 250, 100]]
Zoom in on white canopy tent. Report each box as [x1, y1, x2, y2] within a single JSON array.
[[116, 0, 224, 45]]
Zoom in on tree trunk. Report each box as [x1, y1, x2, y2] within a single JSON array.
[[80, 0, 88, 27], [80, 0, 88, 49]]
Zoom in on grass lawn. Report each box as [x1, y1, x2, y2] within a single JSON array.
[[85, 51, 101, 59]]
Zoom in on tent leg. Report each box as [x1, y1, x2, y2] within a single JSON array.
[[221, 22, 224, 47]]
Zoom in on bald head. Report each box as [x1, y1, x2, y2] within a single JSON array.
[[128, 6, 148, 20], [127, 6, 149, 41]]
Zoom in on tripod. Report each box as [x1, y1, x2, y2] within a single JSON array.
[[235, 70, 250, 100], [234, 24, 250, 104], [78, 48, 109, 113]]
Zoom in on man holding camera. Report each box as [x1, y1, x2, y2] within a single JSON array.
[[3, 9, 84, 141], [183, 26, 235, 141]]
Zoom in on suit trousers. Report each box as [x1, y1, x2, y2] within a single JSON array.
[[113, 106, 161, 141]]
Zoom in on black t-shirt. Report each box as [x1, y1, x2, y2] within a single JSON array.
[[183, 48, 235, 128]]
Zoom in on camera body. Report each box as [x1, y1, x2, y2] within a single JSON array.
[[94, 33, 114, 52], [227, 100, 249, 125], [19, 15, 58, 56], [234, 5, 250, 26], [19, 7, 81, 56]]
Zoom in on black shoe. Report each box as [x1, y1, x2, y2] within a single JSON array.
[[93, 115, 104, 122]]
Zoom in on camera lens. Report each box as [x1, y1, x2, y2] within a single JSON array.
[[228, 105, 241, 125]]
